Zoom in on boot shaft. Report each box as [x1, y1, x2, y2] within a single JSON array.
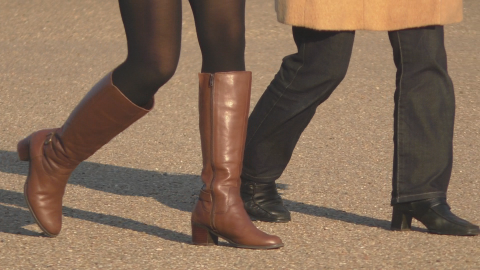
[[198, 72, 252, 192], [192, 72, 283, 248], [59, 72, 153, 162]]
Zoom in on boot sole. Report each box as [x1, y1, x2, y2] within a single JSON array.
[[191, 222, 284, 249], [427, 229, 480, 236], [249, 215, 291, 223]]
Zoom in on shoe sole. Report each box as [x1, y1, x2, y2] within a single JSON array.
[[249, 215, 291, 223]]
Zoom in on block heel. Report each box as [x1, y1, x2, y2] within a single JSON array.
[[191, 223, 218, 246], [17, 137, 31, 161], [391, 206, 412, 231]]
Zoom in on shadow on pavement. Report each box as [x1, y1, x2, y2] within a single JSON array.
[[1, 150, 417, 237], [0, 189, 191, 243], [284, 199, 392, 230], [0, 203, 42, 236]]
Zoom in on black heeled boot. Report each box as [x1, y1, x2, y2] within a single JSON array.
[[391, 198, 479, 236], [240, 180, 291, 223]]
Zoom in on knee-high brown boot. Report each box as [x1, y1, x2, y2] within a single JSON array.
[[17, 72, 154, 237], [191, 72, 283, 249]]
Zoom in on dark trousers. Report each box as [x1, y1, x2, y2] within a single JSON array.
[[241, 26, 455, 204]]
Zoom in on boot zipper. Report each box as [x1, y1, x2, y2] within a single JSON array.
[[209, 73, 214, 87], [209, 73, 216, 229]]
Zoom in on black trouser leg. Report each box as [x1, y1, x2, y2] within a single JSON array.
[[241, 27, 355, 183], [388, 26, 455, 204]]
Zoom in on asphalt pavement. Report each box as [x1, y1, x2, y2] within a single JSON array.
[[1, 0, 479, 269]]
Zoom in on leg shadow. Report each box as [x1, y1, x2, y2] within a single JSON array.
[[1, 150, 423, 232], [284, 199, 391, 229], [278, 185, 425, 232], [0, 189, 190, 242], [0, 204, 42, 236], [0, 150, 201, 213]]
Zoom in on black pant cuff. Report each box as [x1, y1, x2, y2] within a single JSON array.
[[391, 192, 446, 205]]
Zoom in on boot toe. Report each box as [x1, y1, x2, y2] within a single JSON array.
[[408, 198, 480, 236], [238, 233, 284, 249], [245, 201, 291, 222], [241, 181, 291, 223], [37, 218, 61, 237], [266, 203, 291, 221], [266, 234, 284, 247], [25, 197, 62, 237]]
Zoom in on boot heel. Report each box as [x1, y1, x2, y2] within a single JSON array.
[[191, 223, 218, 246], [391, 207, 412, 231], [17, 137, 31, 161]]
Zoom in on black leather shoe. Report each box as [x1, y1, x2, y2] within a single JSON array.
[[391, 197, 479, 236], [240, 180, 291, 223]]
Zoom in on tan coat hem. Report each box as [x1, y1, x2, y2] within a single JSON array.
[[275, 0, 463, 31]]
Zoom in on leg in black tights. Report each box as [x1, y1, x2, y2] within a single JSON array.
[[189, 0, 246, 73], [113, 0, 246, 107], [113, 0, 182, 107]]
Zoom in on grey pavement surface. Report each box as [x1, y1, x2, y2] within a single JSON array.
[[1, 0, 479, 269]]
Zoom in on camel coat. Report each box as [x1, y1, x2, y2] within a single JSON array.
[[275, 0, 463, 31]]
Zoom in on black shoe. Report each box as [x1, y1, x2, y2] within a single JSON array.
[[391, 197, 479, 236], [240, 180, 291, 223]]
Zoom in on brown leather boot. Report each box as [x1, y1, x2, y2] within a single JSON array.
[[17, 72, 153, 237], [191, 72, 283, 249]]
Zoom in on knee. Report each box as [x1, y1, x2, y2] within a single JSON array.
[[142, 59, 178, 86], [327, 67, 349, 85], [277, 60, 348, 94], [323, 53, 350, 85], [309, 58, 349, 92], [124, 52, 179, 89]]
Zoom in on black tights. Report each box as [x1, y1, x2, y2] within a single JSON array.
[[112, 0, 246, 106]]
